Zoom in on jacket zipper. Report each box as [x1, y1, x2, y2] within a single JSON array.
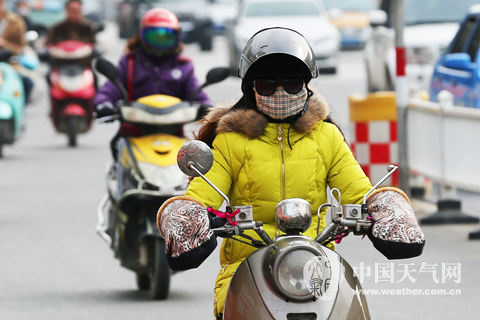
[[277, 124, 286, 200]]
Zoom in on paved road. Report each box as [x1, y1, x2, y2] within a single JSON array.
[[1, 23, 479, 319]]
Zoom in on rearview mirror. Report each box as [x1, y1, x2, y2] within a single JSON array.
[[95, 57, 119, 82], [206, 67, 231, 85], [188, 67, 230, 103], [177, 140, 213, 177], [95, 57, 128, 100], [444, 53, 471, 70], [177, 140, 232, 208]]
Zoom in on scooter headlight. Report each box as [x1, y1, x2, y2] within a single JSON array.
[[276, 249, 317, 299], [59, 74, 84, 92]]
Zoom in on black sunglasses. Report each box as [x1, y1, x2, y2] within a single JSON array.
[[253, 78, 304, 96]]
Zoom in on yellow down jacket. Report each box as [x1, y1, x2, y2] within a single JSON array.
[[185, 94, 372, 317]]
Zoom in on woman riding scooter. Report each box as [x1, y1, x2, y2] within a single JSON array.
[[156, 27, 425, 319], [94, 7, 210, 137], [93, 8, 213, 300]]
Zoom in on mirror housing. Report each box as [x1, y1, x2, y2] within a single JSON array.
[[177, 140, 232, 209], [94, 57, 128, 100], [188, 67, 230, 103], [444, 53, 472, 70], [206, 67, 231, 85], [177, 140, 214, 177], [95, 57, 119, 81]]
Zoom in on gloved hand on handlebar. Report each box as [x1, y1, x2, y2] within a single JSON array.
[[157, 196, 218, 271], [366, 187, 425, 259], [95, 101, 117, 121]]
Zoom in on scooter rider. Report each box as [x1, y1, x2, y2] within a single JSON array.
[[46, 0, 96, 46], [45, 0, 96, 89], [0, 0, 33, 102], [94, 8, 210, 129], [0, 0, 25, 54], [156, 27, 424, 319]]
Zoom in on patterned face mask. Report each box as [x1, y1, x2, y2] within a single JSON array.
[[254, 86, 308, 120]]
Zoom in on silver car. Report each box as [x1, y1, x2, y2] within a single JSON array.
[[364, 0, 479, 92], [226, 0, 340, 75]]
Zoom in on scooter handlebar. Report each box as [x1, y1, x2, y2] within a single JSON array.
[[96, 114, 120, 123]]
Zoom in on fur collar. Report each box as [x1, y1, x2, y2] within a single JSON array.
[[204, 93, 330, 139]]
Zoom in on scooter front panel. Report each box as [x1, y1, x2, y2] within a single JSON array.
[[225, 236, 370, 319], [129, 134, 187, 167], [327, 256, 370, 320], [223, 258, 275, 320]]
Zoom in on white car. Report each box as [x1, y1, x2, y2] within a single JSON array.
[[364, 0, 479, 92], [226, 0, 340, 75]]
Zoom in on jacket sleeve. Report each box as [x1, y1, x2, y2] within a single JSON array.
[[182, 61, 211, 105], [185, 133, 233, 208], [326, 124, 372, 204], [93, 55, 129, 108]]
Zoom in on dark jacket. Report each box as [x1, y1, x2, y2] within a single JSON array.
[[46, 19, 95, 45], [93, 48, 210, 106]]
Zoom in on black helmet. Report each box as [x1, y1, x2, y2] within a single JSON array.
[[238, 27, 318, 83]]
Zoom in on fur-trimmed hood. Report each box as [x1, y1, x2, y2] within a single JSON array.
[[203, 93, 330, 139]]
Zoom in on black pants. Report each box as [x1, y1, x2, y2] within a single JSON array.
[[20, 75, 33, 103]]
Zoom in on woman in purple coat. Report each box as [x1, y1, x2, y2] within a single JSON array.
[[94, 7, 210, 119]]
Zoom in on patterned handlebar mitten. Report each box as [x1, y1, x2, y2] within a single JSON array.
[[367, 187, 425, 259], [157, 196, 217, 270]]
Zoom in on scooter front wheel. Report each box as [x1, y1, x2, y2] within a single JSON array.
[[149, 238, 170, 300], [136, 273, 150, 291]]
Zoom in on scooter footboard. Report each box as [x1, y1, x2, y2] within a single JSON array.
[[96, 194, 112, 246]]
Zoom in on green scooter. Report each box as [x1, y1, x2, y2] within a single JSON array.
[[0, 50, 26, 158]]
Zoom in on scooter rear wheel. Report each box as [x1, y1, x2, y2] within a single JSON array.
[[67, 117, 78, 147], [149, 239, 170, 300]]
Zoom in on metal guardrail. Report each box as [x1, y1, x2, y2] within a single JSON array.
[[407, 92, 480, 193]]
